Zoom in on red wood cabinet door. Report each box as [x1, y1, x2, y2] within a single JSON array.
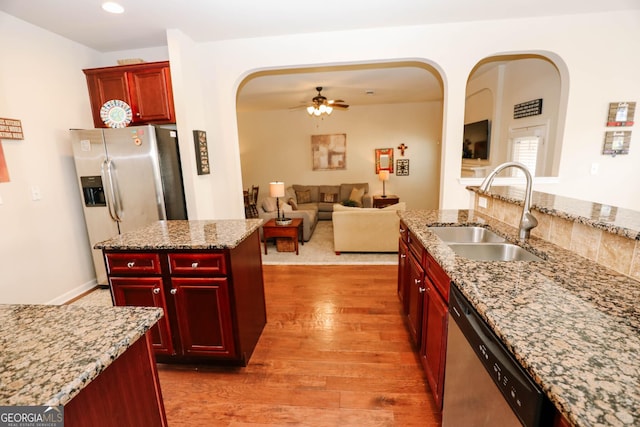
[[110, 277, 174, 355], [170, 277, 236, 358], [420, 280, 448, 409], [85, 70, 130, 128], [127, 66, 175, 124], [406, 253, 425, 347], [397, 239, 409, 314]]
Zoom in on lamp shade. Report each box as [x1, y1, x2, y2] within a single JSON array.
[[378, 170, 390, 181], [269, 181, 285, 198]]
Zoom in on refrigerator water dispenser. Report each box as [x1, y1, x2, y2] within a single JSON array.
[[80, 175, 106, 207]]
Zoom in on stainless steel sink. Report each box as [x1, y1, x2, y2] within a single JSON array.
[[429, 226, 506, 243], [447, 243, 544, 262]]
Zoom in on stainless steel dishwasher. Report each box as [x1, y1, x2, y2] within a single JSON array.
[[442, 285, 553, 427]]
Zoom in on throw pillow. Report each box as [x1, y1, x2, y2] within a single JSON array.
[[280, 203, 293, 212], [341, 199, 358, 207], [261, 197, 277, 213], [295, 189, 312, 204], [348, 187, 365, 207], [320, 192, 338, 203], [288, 197, 298, 210]]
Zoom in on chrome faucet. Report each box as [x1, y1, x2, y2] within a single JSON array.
[[479, 162, 538, 241]]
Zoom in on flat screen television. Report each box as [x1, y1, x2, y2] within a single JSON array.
[[462, 119, 490, 160]]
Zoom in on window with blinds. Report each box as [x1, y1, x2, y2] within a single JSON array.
[[510, 137, 539, 176], [508, 124, 547, 176]]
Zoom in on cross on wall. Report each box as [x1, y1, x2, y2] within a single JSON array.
[[397, 143, 408, 156]]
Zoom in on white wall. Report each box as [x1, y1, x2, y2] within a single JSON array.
[[238, 102, 442, 210], [0, 12, 101, 303], [167, 10, 640, 213]]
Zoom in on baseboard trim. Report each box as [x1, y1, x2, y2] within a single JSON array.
[[48, 279, 99, 305]]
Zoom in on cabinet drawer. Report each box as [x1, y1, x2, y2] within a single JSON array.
[[407, 230, 425, 263], [106, 252, 161, 275], [425, 251, 450, 301], [168, 253, 227, 276]]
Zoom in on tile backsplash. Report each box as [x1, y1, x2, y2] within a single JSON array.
[[472, 193, 640, 281]]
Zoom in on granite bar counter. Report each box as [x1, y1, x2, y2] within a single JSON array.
[[0, 303, 165, 424], [468, 186, 640, 240], [399, 209, 640, 426], [94, 219, 264, 250]]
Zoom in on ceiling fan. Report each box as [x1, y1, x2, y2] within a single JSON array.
[[300, 86, 349, 116]]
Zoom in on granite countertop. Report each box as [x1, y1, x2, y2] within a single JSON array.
[[468, 186, 640, 240], [399, 209, 640, 427], [94, 219, 264, 250], [0, 304, 162, 406]]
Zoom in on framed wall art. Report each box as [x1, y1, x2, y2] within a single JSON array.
[[603, 130, 631, 156], [396, 159, 409, 176], [606, 102, 635, 127], [193, 130, 210, 175], [311, 133, 346, 171]]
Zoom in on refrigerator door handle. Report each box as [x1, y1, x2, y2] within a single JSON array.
[[102, 159, 123, 222]]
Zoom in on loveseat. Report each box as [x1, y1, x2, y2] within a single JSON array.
[[332, 202, 406, 253], [258, 183, 372, 241]]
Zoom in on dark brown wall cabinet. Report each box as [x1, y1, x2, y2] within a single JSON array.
[[84, 61, 176, 128], [104, 231, 266, 366]]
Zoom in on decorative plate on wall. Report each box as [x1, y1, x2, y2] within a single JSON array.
[[100, 99, 132, 128]]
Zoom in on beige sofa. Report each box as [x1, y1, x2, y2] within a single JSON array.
[[332, 202, 406, 253]]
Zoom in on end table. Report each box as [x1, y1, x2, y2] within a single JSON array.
[[262, 218, 304, 255], [373, 195, 399, 208]]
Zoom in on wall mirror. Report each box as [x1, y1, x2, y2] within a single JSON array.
[[375, 148, 394, 173]]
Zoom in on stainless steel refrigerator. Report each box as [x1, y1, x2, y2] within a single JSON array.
[[71, 125, 187, 285]]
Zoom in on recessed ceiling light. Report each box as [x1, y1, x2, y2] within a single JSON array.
[[102, 2, 124, 14]]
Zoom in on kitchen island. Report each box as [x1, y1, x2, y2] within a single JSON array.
[[95, 219, 266, 365], [399, 194, 640, 426], [0, 304, 166, 425]]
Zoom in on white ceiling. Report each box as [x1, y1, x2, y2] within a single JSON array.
[[2, 0, 638, 111]]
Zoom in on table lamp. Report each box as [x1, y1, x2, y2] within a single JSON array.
[[269, 181, 291, 225], [379, 170, 390, 198]]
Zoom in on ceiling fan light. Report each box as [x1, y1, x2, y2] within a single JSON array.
[[314, 109, 322, 116], [319, 104, 327, 113], [102, 1, 124, 13], [326, 106, 333, 115], [307, 106, 315, 115]]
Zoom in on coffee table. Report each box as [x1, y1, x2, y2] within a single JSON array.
[[262, 218, 304, 255]]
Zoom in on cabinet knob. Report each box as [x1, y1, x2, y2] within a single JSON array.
[[153, 287, 160, 294], [400, 254, 406, 259], [415, 279, 421, 285], [419, 286, 427, 293], [400, 227, 405, 233], [170, 288, 177, 295], [191, 262, 199, 269], [127, 261, 135, 268], [136, 112, 141, 117]]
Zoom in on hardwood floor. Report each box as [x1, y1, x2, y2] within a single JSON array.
[[157, 265, 441, 426]]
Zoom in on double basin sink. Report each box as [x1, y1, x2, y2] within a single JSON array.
[[429, 226, 544, 262]]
